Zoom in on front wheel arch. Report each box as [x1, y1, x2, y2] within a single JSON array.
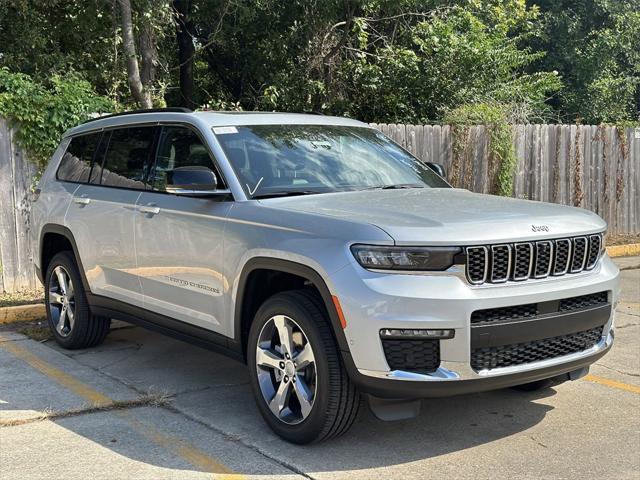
[[234, 258, 350, 360]]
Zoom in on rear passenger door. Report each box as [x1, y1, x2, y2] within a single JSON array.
[[134, 125, 232, 335], [67, 126, 157, 307]]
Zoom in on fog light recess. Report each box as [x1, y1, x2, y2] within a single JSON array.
[[379, 328, 455, 339]]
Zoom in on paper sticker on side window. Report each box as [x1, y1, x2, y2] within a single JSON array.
[[213, 126, 238, 135]]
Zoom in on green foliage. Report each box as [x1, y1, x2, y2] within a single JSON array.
[[530, 0, 640, 123], [445, 102, 518, 196], [0, 68, 114, 169], [0, 0, 636, 126], [341, 4, 561, 123]]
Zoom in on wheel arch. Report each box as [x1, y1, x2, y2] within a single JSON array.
[[39, 224, 91, 292], [233, 257, 350, 361]]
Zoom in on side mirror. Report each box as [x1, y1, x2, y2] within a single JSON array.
[[426, 162, 446, 178], [165, 166, 227, 197]]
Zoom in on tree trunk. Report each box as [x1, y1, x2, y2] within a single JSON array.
[[117, 0, 152, 108], [173, 0, 196, 109]]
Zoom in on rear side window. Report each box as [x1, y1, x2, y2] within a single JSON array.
[[93, 126, 156, 189], [149, 126, 222, 192], [57, 133, 101, 183]]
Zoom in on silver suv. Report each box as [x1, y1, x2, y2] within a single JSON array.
[[32, 109, 619, 443]]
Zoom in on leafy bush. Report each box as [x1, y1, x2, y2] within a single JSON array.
[[0, 68, 114, 169]]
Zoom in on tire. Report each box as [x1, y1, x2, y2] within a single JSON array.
[[44, 251, 111, 349], [510, 376, 567, 392], [247, 289, 360, 444]]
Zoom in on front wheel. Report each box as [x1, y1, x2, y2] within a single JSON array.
[[45, 251, 111, 349], [247, 290, 360, 444]]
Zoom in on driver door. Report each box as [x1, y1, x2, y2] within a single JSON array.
[[133, 125, 232, 335]]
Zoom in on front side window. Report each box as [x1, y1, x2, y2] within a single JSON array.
[[149, 126, 222, 192], [214, 125, 449, 198], [57, 132, 101, 183], [95, 126, 156, 189]]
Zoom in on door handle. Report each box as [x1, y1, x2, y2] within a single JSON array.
[[73, 197, 91, 205], [139, 204, 160, 215]]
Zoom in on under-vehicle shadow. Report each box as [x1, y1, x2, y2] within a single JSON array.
[[36, 325, 559, 475]]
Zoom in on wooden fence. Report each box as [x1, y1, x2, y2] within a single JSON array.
[[0, 118, 39, 294], [0, 118, 638, 293], [371, 123, 639, 236]]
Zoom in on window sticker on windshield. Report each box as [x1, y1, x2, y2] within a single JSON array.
[[213, 126, 238, 135]]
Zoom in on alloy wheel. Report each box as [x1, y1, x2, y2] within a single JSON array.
[[48, 266, 76, 337], [255, 315, 317, 425]]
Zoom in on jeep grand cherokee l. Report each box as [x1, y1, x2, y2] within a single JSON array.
[[32, 108, 619, 443]]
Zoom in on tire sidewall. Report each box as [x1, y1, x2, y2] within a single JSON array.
[[247, 293, 334, 444]]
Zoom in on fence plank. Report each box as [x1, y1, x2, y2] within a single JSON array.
[[0, 119, 19, 293]]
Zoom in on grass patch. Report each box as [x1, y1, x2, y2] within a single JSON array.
[[0, 289, 44, 308], [18, 324, 52, 342], [606, 234, 640, 246]]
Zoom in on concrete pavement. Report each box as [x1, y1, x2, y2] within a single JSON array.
[[0, 259, 638, 479]]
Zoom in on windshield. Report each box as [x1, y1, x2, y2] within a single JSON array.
[[213, 124, 449, 198]]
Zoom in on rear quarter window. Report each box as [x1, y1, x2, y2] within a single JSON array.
[[56, 132, 101, 183]]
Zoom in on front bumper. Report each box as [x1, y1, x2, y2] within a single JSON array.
[[331, 254, 619, 397]]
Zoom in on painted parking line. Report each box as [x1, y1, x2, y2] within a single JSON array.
[[584, 374, 640, 394], [0, 335, 244, 479]]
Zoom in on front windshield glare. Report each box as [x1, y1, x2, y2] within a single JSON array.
[[213, 125, 449, 198]]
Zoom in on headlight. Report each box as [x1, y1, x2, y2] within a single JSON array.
[[350, 245, 463, 271]]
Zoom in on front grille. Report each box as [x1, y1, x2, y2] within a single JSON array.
[[560, 291, 608, 312], [382, 339, 440, 373], [465, 234, 603, 285], [471, 326, 603, 371]]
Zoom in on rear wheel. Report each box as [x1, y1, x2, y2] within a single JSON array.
[[247, 290, 360, 444], [45, 251, 110, 349]]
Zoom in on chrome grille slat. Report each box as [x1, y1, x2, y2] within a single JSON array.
[[570, 237, 588, 273], [490, 245, 511, 283], [465, 234, 603, 285], [513, 243, 533, 281], [466, 246, 488, 285], [586, 234, 601, 270], [552, 238, 571, 275], [534, 241, 553, 278]]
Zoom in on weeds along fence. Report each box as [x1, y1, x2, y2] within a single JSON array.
[[0, 117, 638, 293]]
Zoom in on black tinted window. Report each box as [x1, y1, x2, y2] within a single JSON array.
[[57, 133, 101, 183], [95, 127, 156, 189], [150, 126, 220, 192]]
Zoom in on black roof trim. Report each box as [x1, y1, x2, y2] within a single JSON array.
[[82, 107, 192, 125]]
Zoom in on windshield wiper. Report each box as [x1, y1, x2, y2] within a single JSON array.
[[252, 190, 318, 199], [363, 183, 425, 190]]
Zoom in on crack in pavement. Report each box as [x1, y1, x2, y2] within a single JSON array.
[[163, 403, 316, 480], [0, 393, 169, 428], [596, 363, 640, 378]]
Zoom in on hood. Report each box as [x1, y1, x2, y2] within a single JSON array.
[[261, 188, 606, 244]]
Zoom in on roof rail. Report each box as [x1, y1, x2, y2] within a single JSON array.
[[82, 107, 192, 125]]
